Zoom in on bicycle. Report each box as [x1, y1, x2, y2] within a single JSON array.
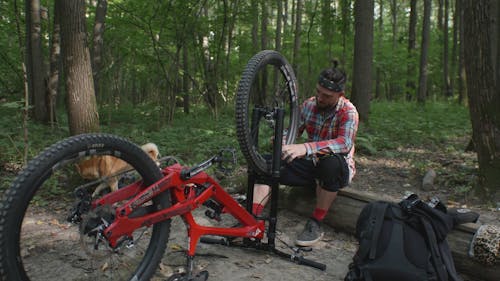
[[0, 50, 325, 281]]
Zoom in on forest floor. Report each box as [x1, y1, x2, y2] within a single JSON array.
[[2, 137, 499, 281]]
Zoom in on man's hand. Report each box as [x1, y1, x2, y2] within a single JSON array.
[[281, 144, 307, 163]]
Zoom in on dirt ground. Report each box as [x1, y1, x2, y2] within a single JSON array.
[[3, 144, 499, 281]]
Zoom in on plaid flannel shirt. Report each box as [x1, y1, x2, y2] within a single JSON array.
[[298, 95, 359, 183]]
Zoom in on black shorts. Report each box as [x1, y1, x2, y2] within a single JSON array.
[[279, 154, 349, 192]]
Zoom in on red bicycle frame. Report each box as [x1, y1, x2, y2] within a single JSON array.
[[93, 163, 265, 256]]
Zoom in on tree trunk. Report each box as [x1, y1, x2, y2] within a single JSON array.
[[91, 0, 107, 98], [497, 0, 500, 85], [182, 44, 190, 115], [417, 0, 432, 105], [198, 4, 219, 117], [340, 0, 351, 66], [406, 0, 417, 101], [58, 0, 99, 135], [306, 1, 319, 77], [225, 0, 238, 100], [26, 0, 48, 123], [275, 0, 283, 52], [215, 0, 228, 100], [375, 0, 384, 100], [443, 0, 452, 97], [457, 0, 466, 104], [260, 0, 268, 50], [351, 0, 374, 124], [283, 0, 289, 39], [47, 1, 61, 126], [14, 0, 30, 164], [292, 0, 303, 79], [388, 0, 398, 99], [438, 0, 444, 31], [463, 0, 500, 200], [450, 0, 459, 99], [321, 0, 334, 58], [492, 0, 499, 74], [251, 0, 259, 53]]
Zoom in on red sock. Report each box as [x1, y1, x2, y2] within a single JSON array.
[[252, 203, 265, 216], [312, 208, 328, 222]]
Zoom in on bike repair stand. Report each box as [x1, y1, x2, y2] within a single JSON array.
[[244, 107, 326, 270], [179, 108, 325, 281]]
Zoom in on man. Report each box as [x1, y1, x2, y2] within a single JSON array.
[[252, 61, 359, 247]]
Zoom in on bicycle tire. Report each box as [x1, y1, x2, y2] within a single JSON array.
[[0, 133, 171, 281], [235, 50, 299, 175]]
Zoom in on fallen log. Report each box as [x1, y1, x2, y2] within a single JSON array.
[[279, 187, 499, 281]]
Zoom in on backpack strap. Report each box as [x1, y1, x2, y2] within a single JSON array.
[[419, 216, 449, 281], [354, 202, 390, 262], [439, 240, 463, 281], [357, 201, 389, 259], [368, 202, 390, 259]]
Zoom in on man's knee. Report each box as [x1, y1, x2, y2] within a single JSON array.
[[315, 155, 348, 192]]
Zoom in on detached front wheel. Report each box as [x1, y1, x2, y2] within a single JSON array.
[[235, 50, 300, 175]]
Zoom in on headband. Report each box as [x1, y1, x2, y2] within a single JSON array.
[[318, 75, 344, 92]]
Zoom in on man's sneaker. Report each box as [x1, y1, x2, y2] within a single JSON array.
[[295, 218, 324, 247]]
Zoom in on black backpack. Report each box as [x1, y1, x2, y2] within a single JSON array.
[[344, 194, 478, 281]]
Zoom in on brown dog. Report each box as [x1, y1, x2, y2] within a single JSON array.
[[75, 143, 160, 197]]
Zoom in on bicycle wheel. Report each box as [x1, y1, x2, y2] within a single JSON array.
[[235, 50, 300, 175], [0, 133, 171, 281]]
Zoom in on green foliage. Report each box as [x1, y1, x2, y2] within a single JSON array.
[[355, 101, 475, 202], [358, 101, 471, 152]]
